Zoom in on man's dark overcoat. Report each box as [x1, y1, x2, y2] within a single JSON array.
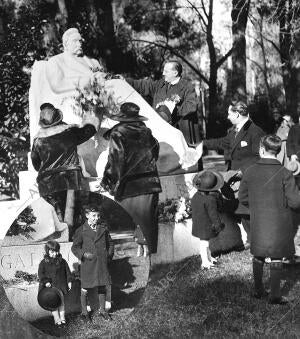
[[31, 123, 96, 196], [101, 121, 162, 200], [71, 222, 114, 289], [239, 158, 300, 258], [38, 254, 72, 294], [203, 120, 265, 173]]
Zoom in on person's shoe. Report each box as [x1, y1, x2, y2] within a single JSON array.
[[268, 296, 289, 305], [243, 242, 250, 250], [105, 301, 112, 311], [98, 310, 112, 321]]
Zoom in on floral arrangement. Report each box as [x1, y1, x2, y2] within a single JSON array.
[[158, 197, 191, 223], [157, 94, 181, 114], [166, 94, 181, 104], [71, 76, 120, 118]]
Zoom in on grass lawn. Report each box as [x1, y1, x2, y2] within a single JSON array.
[[102, 250, 300, 339], [1, 248, 300, 338]]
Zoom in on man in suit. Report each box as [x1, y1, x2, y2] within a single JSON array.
[[202, 101, 265, 173], [199, 101, 265, 246]]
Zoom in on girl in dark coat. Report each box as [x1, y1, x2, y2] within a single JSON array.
[[191, 170, 225, 269], [38, 240, 72, 326], [239, 135, 300, 304], [71, 206, 114, 321]]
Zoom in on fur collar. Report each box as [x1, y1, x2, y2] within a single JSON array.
[[34, 123, 78, 139]]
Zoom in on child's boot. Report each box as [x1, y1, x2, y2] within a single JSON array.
[[98, 292, 111, 321], [52, 310, 61, 326], [252, 257, 267, 298], [269, 260, 288, 305], [80, 288, 90, 320], [105, 284, 112, 311], [143, 245, 148, 257], [200, 240, 214, 269]]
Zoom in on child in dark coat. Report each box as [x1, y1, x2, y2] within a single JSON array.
[[71, 205, 114, 321], [191, 170, 225, 269], [38, 240, 72, 327], [239, 135, 300, 304]]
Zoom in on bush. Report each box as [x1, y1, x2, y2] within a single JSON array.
[[7, 206, 36, 238], [0, 0, 60, 199]]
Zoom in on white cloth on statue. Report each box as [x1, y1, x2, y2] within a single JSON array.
[[30, 198, 68, 242]]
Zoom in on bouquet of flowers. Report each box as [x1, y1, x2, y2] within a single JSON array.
[[158, 197, 191, 223], [156, 94, 181, 114], [71, 76, 120, 118]]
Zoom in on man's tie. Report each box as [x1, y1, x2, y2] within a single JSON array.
[[233, 126, 239, 138]]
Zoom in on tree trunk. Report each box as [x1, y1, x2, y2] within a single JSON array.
[[206, 0, 219, 137], [231, 0, 250, 102], [278, 0, 300, 119], [96, 0, 119, 71]]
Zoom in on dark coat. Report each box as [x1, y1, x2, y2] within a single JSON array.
[[286, 124, 300, 158], [203, 120, 265, 173], [38, 254, 72, 295], [191, 191, 224, 240], [71, 221, 114, 289], [31, 123, 96, 196], [101, 121, 162, 201], [238, 158, 300, 258]]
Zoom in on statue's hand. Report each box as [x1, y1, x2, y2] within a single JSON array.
[[82, 111, 101, 131]]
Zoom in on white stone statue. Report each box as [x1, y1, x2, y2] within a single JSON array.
[[29, 27, 202, 177]]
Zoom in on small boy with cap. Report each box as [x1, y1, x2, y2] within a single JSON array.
[[191, 170, 225, 269], [71, 205, 114, 321]]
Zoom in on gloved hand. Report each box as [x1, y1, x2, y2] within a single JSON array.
[[45, 282, 51, 288], [82, 112, 101, 131], [83, 252, 95, 260], [212, 222, 225, 236]]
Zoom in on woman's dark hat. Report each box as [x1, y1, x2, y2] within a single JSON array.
[[192, 170, 224, 191], [39, 103, 63, 128], [37, 286, 62, 311], [109, 102, 148, 122], [156, 104, 172, 122]]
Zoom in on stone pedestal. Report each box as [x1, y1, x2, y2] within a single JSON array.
[[151, 219, 201, 265]]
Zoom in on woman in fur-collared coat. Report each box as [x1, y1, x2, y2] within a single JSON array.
[[31, 103, 99, 196], [101, 102, 162, 254]]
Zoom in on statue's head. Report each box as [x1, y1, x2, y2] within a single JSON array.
[[62, 28, 83, 56]]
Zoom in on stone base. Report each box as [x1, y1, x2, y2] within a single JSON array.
[[151, 220, 200, 265], [5, 280, 82, 322]]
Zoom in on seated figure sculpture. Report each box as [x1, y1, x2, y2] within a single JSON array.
[[29, 28, 202, 179]]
